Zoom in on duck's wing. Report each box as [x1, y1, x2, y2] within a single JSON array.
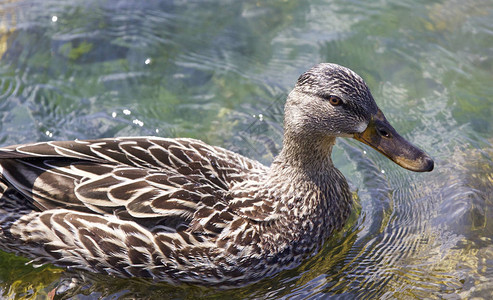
[[0, 137, 268, 229], [0, 137, 266, 188]]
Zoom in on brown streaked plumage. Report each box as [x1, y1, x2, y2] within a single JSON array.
[[0, 63, 434, 287]]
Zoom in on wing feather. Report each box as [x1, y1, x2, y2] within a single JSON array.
[[0, 137, 268, 233]]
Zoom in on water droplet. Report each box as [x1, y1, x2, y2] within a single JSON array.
[[155, 128, 159, 133], [144, 58, 151, 65], [123, 109, 131, 115], [51, 16, 58, 22], [258, 113, 264, 121], [381, 169, 385, 174], [133, 119, 144, 127], [111, 112, 117, 118], [363, 150, 367, 154]]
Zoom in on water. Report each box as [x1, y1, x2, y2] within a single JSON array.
[[0, 0, 492, 298]]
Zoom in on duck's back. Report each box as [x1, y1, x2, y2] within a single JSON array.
[[0, 137, 267, 212], [0, 137, 269, 283]]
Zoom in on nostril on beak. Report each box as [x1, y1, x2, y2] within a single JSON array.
[[377, 128, 391, 138]]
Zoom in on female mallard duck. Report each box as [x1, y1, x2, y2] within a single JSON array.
[[0, 63, 433, 287]]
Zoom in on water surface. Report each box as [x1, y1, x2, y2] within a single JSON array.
[[0, 0, 492, 298]]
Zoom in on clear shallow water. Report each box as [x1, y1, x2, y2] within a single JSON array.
[[0, 0, 492, 298]]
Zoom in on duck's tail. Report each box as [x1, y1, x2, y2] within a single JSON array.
[[0, 177, 36, 253]]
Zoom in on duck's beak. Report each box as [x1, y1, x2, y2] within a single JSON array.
[[353, 109, 434, 172]]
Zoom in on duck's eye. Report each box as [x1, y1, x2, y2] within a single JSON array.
[[327, 95, 342, 106]]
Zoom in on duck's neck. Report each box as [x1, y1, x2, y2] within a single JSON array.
[[274, 133, 336, 170], [263, 134, 352, 251]]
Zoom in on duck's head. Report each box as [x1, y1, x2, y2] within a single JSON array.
[[283, 63, 433, 172]]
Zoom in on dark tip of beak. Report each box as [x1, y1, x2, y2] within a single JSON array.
[[423, 156, 434, 172]]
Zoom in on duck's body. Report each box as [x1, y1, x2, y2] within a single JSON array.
[[0, 64, 433, 286], [0, 137, 350, 286]]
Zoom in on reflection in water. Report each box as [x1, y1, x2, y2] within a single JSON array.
[[0, 0, 18, 59], [0, 17, 12, 59], [0, 0, 492, 298]]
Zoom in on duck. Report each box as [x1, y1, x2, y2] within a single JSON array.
[[0, 63, 434, 287]]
